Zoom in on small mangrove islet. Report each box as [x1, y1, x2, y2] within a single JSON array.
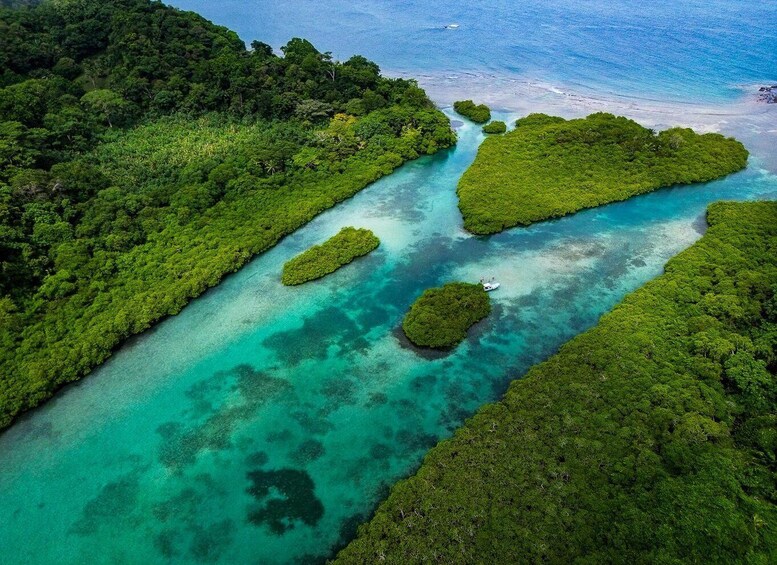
[[282, 227, 380, 285], [453, 100, 492, 124], [482, 120, 507, 134], [402, 282, 491, 349], [458, 112, 749, 234]]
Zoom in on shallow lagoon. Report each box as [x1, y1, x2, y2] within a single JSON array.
[[1, 112, 776, 563]]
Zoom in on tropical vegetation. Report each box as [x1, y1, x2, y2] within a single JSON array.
[[453, 100, 491, 124], [337, 201, 777, 564], [282, 227, 379, 285], [402, 282, 491, 348], [0, 0, 456, 429], [482, 120, 506, 134], [458, 112, 749, 234]]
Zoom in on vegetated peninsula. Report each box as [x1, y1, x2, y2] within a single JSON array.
[[453, 100, 491, 124], [336, 201, 777, 563], [458, 113, 749, 234], [0, 0, 456, 430], [282, 227, 379, 285], [402, 283, 491, 349]]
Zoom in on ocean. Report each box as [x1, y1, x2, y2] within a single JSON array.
[[169, 0, 776, 103]]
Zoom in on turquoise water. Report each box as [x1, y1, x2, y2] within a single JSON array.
[[3, 1, 777, 563], [1, 112, 776, 563]]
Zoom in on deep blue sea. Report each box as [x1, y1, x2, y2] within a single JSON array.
[[0, 2, 775, 564], [170, 0, 776, 102]]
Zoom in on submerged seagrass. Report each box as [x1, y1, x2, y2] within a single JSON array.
[[402, 282, 490, 348], [337, 201, 777, 563], [458, 112, 749, 234], [282, 227, 379, 285]]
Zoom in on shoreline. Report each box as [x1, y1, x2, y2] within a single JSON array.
[[388, 69, 777, 173]]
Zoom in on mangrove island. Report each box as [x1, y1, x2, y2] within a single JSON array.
[[458, 112, 749, 234], [402, 282, 491, 349], [282, 227, 380, 285]]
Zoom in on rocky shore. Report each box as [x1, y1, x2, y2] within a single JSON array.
[[758, 85, 777, 103]]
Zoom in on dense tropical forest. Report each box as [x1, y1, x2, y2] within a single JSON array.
[[336, 201, 777, 563], [0, 0, 455, 429], [281, 227, 379, 285], [0, 0, 39, 7], [402, 282, 491, 349], [458, 113, 749, 234]]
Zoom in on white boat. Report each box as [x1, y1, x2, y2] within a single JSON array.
[[444, 23, 460, 29], [483, 282, 500, 292]]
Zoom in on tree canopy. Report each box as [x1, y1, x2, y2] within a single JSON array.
[[402, 282, 491, 349], [482, 120, 506, 134], [458, 112, 749, 234], [281, 227, 380, 286], [453, 100, 491, 124]]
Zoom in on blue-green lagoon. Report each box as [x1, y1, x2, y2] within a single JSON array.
[[1, 111, 775, 563]]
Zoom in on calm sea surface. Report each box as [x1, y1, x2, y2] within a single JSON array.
[[1, 2, 775, 563], [170, 0, 776, 102]]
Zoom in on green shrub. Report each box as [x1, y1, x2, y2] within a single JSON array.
[[453, 100, 491, 124], [337, 201, 777, 563], [282, 227, 379, 285], [482, 121, 507, 134], [402, 282, 491, 348], [458, 112, 749, 234]]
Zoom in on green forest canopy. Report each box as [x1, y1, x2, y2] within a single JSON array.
[[402, 282, 491, 349], [281, 227, 380, 286], [482, 120, 506, 134], [453, 100, 491, 124], [336, 201, 777, 563], [0, 0, 456, 429], [458, 112, 749, 234]]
